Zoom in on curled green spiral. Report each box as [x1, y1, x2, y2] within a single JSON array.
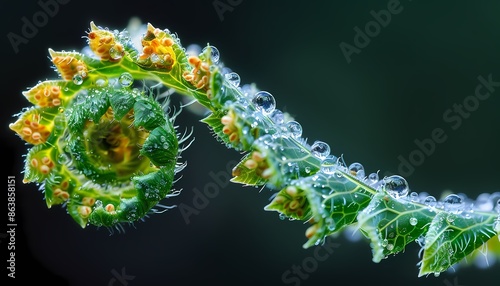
[[9, 22, 186, 229]]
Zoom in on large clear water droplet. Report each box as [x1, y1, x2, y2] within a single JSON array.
[[409, 217, 418, 226], [311, 141, 330, 160], [95, 76, 108, 87], [73, 74, 83, 85], [423, 195, 436, 205], [109, 47, 123, 60], [381, 239, 388, 247], [367, 172, 379, 185], [202, 45, 220, 63], [119, 72, 134, 87], [286, 121, 302, 138], [252, 91, 276, 115], [225, 72, 240, 87], [383, 175, 409, 199], [443, 194, 464, 214], [348, 162, 365, 179]]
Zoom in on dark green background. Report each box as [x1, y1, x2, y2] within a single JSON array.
[[2, 0, 499, 285]]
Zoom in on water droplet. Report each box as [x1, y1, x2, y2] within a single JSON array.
[[321, 155, 338, 174], [73, 74, 83, 85], [367, 172, 379, 185], [475, 193, 493, 211], [443, 194, 464, 214], [95, 200, 103, 208], [423, 195, 436, 205], [409, 192, 419, 202], [252, 91, 276, 115], [119, 72, 134, 87], [348, 162, 365, 179], [381, 239, 388, 247], [386, 244, 394, 251], [202, 45, 220, 63], [383, 175, 409, 199], [286, 121, 302, 138], [225, 72, 240, 87], [409, 217, 418, 226], [310, 141, 330, 160], [270, 109, 285, 125], [95, 77, 108, 87], [150, 53, 161, 63], [109, 47, 123, 60]]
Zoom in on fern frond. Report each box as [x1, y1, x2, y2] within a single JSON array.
[[9, 20, 500, 277]]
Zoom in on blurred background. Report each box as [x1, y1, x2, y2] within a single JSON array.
[[2, 0, 500, 285]]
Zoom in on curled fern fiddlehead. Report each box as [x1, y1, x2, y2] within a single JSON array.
[[10, 22, 188, 229], [9, 20, 500, 277]]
